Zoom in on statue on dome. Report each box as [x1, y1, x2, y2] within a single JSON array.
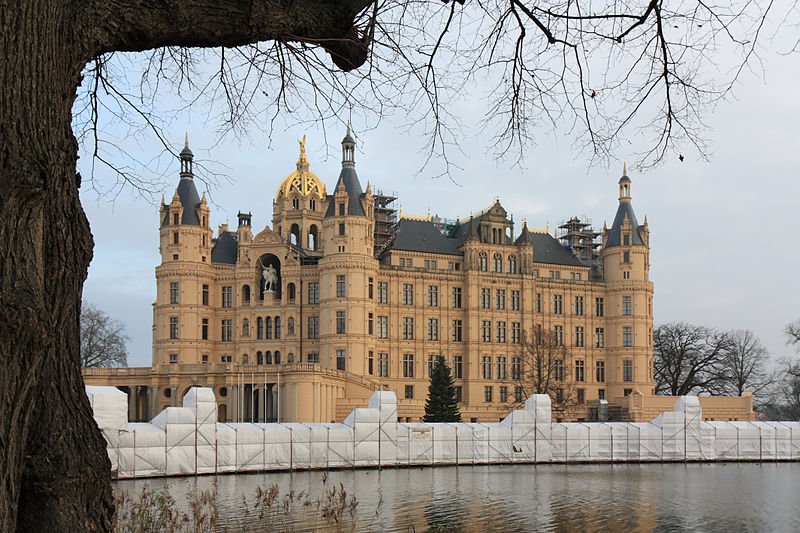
[[299, 135, 306, 159]]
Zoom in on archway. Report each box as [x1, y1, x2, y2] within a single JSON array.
[[256, 253, 281, 299]]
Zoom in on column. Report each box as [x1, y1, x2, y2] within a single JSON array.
[[230, 384, 239, 423], [127, 387, 138, 422], [170, 385, 178, 407], [147, 386, 159, 419]]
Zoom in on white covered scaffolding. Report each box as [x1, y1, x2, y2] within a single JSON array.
[[85, 386, 800, 479]]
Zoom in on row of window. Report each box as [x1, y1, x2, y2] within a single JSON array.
[[398, 258, 461, 271]]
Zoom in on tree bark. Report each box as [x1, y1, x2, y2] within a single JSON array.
[[1, 0, 373, 530]]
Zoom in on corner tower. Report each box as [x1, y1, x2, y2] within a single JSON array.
[[602, 165, 654, 396], [318, 128, 378, 376]]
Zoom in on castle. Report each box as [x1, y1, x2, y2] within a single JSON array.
[[84, 129, 716, 424]]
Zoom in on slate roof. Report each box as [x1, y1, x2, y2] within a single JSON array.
[[605, 201, 644, 247], [526, 232, 584, 266], [211, 232, 238, 264], [324, 166, 366, 217], [162, 177, 201, 226], [389, 219, 463, 256]]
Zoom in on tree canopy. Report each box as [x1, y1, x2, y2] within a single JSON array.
[[80, 303, 129, 369]]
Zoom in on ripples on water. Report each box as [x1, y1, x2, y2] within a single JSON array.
[[114, 463, 800, 532]]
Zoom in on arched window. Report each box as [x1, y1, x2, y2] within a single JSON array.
[[257, 351, 263, 365], [508, 255, 517, 274], [493, 253, 502, 273], [265, 351, 273, 364], [266, 317, 273, 339], [287, 283, 296, 303], [257, 317, 264, 339], [479, 252, 488, 272], [290, 223, 300, 246], [274, 351, 281, 364], [292, 197, 300, 210], [242, 285, 251, 304], [275, 317, 281, 339], [309, 198, 316, 211], [287, 317, 295, 336], [242, 319, 250, 337], [308, 225, 319, 251]]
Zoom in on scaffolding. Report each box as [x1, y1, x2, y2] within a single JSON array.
[[556, 216, 601, 264], [373, 189, 398, 257]]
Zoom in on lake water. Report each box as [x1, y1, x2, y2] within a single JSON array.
[[114, 463, 800, 531]]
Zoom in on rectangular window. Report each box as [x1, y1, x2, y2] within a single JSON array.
[[623, 251, 631, 263], [427, 354, 438, 376], [554, 325, 564, 346], [202, 284, 209, 306], [550, 270, 561, 279], [336, 275, 346, 298], [221, 319, 232, 342], [455, 386, 463, 402], [368, 351, 374, 375], [201, 318, 209, 340], [405, 385, 414, 399], [514, 386, 524, 403], [452, 320, 463, 342], [497, 356, 507, 379], [575, 360, 585, 382], [221, 355, 232, 363], [378, 281, 388, 304], [596, 361, 606, 383], [575, 326, 584, 347], [336, 311, 346, 334], [173, 232, 179, 245], [452, 355, 463, 379], [511, 290, 521, 311], [575, 296, 584, 316], [169, 317, 179, 339], [169, 353, 177, 365], [377, 316, 388, 339], [577, 388, 585, 404], [623, 326, 633, 347], [201, 354, 208, 363], [623, 295, 632, 316], [496, 321, 507, 343], [623, 359, 633, 382], [308, 282, 319, 304], [598, 389, 606, 400], [368, 313, 374, 335], [482, 321, 492, 343], [403, 317, 414, 340], [482, 356, 493, 380], [572, 272, 582, 281], [553, 294, 563, 314], [496, 289, 506, 310], [403, 353, 415, 378], [511, 357, 522, 380], [368, 278, 374, 299], [428, 318, 439, 341], [595, 297, 604, 317], [336, 349, 346, 371], [481, 288, 491, 309], [338, 222, 345, 236], [554, 360, 564, 382], [511, 322, 521, 344], [378, 353, 389, 377], [428, 285, 439, 307], [221, 286, 232, 308], [403, 283, 414, 305], [595, 327, 605, 348], [169, 282, 179, 304], [500, 386, 508, 402], [484, 386, 493, 402], [623, 271, 631, 280], [307, 316, 319, 339], [307, 353, 320, 364], [339, 202, 345, 216], [424, 259, 437, 270], [535, 293, 542, 313], [452, 287, 463, 309]]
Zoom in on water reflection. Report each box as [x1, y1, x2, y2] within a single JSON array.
[[114, 463, 800, 532]]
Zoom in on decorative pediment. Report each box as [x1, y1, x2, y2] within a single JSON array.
[[253, 226, 283, 245]]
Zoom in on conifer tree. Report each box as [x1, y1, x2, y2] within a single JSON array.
[[424, 356, 462, 422]]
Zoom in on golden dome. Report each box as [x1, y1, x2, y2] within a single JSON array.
[[275, 135, 327, 200]]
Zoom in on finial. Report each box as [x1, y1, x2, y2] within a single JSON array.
[[427, 206, 431, 220], [184, 132, 189, 149], [522, 216, 527, 226], [623, 161, 627, 177], [346, 121, 351, 136]]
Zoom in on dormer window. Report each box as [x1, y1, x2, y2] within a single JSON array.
[[173, 212, 179, 225], [623, 234, 630, 246], [339, 202, 345, 216]]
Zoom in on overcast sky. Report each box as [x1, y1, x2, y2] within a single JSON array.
[[80, 21, 800, 368]]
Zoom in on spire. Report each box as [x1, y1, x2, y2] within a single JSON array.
[[514, 218, 533, 246], [622, 161, 627, 177], [607, 170, 642, 247], [342, 125, 355, 168], [296, 135, 309, 172], [618, 163, 631, 202], [325, 125, 365, 217], [180, 133, 194, 178]]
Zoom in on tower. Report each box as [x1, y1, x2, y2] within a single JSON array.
[[318, 128, 379, 375], [602, 165, 654, 396]]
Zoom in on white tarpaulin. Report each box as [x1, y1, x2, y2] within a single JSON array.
[[87, 387, 800, 479]]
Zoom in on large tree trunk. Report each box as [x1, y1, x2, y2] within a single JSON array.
[[0, 2, 113, 531]]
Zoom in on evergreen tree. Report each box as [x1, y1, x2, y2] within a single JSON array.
[[424, 356, 462, 422]]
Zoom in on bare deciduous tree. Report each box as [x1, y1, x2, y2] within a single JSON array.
[[786, 320, 800, 347], [653, 322, 732, 396], [510, 328, 577, 419], [80, 304, 128, 369], [717, 329, 771, 397]]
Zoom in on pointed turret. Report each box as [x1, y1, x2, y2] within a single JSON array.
[[606, 164, 642, 247], [162, 134, 202, 227], [514, 218, 534, 246], [325, 127, 365, 217]]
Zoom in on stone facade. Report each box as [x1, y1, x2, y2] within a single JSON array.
[[83, 130, 750, 424]]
